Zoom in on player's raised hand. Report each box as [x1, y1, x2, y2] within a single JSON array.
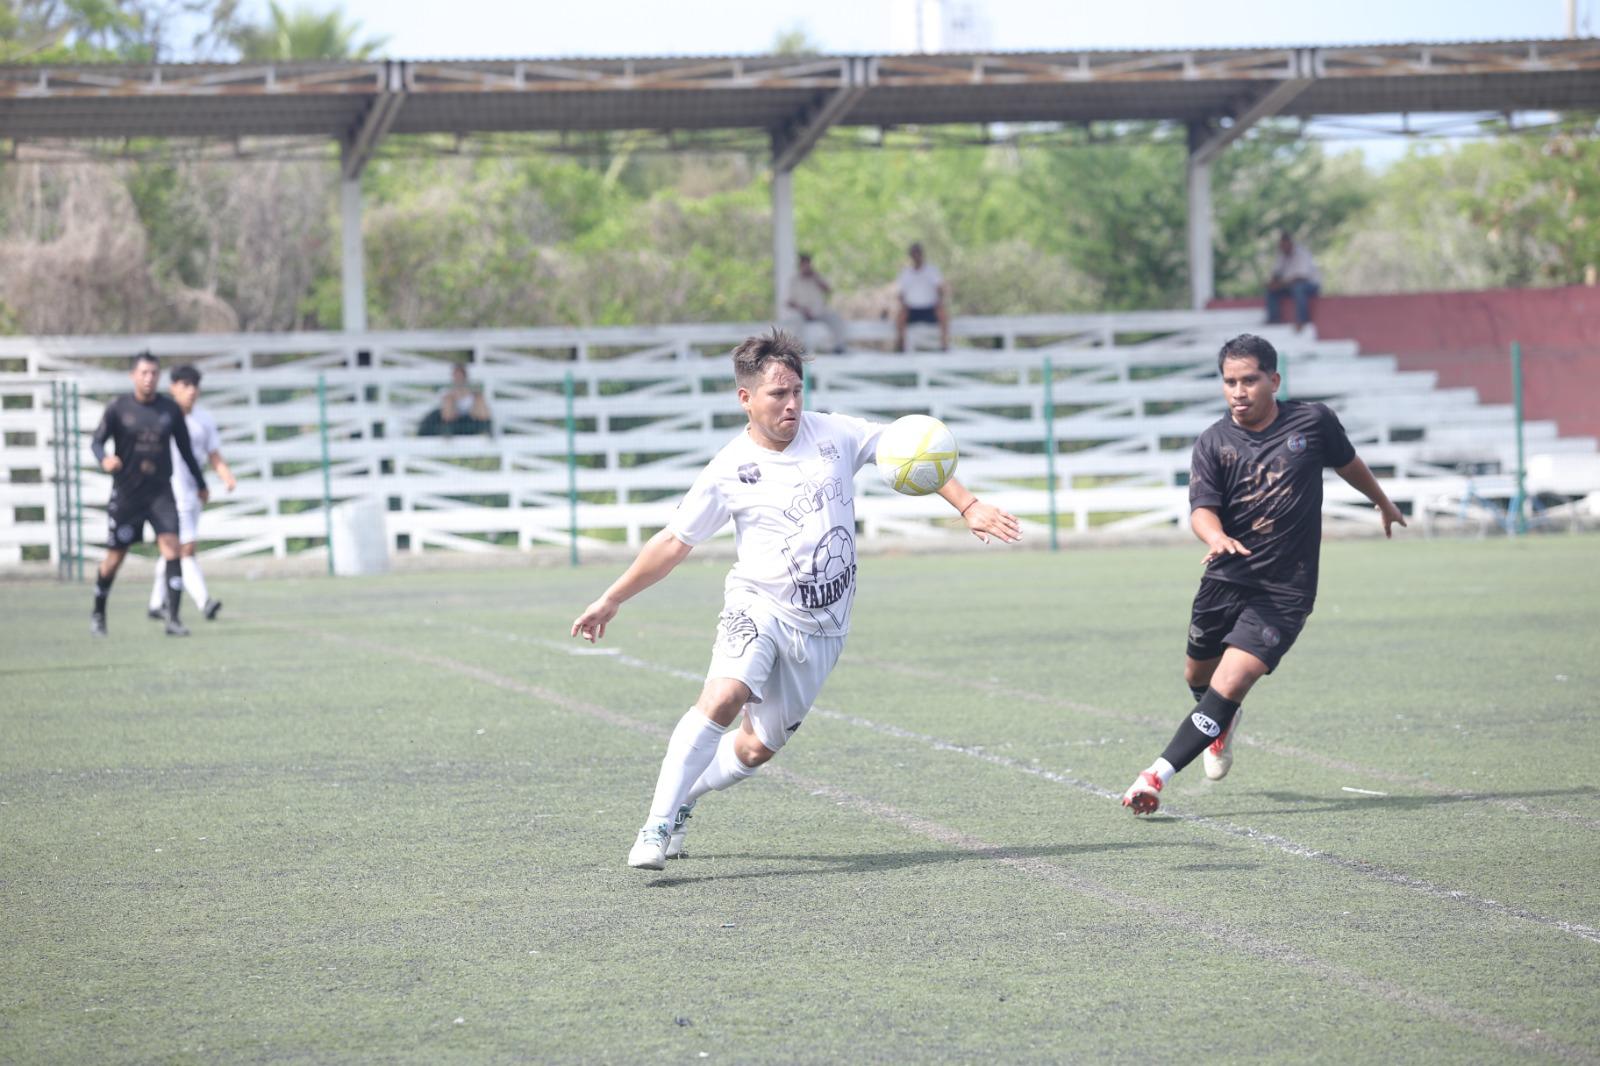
[[571, 597, 620, 643], [963, 500, 1022, 544], [101, 456, 122, 474], [1378, 500, 1407, 538], [1202, 535, 1251, 565]]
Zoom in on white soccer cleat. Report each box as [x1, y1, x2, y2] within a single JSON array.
[[628, 824, 671, 871], [665, 803, 694, 860], [1202, 710, 1242, 781], [1121, 770, 1163, 816]]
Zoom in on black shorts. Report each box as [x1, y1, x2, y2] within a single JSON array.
[[1185, 579, 1309, 673], [106, 487, 179, 549], [905, 306, 940, 325]]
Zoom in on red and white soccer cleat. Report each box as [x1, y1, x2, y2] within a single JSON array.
[[1203, 710, 1242, 781], [1121, 770, 1163, 815]]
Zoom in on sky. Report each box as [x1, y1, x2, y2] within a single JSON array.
[[333, 0, 1592, 61]]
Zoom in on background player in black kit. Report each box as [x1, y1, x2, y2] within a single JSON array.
[[89, 352, 208, 637], [1122, 333, 1406, 814]]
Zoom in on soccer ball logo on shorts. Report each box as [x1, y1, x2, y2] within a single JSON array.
[[875, 415, 958, 497]]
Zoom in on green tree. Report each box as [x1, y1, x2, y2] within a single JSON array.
[[0, 0, 135, 62], [228, 0, 385, 61], [1469, 122, 1600, 286]]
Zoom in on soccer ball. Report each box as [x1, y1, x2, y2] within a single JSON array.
[[875, 415, 958, 496]]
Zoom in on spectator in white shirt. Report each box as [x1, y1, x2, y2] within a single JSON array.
[[1266, 231, 1322, 331], [785, 253, 849, 354], [895, 242, 950, 352]]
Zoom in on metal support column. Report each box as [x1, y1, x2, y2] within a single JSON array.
[[340, 179, 367, 334], [1185, 124, 1215, 312], [771, 166, 795, 322]]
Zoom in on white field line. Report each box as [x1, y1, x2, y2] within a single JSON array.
[[434, 618, 1600, 948], [309, 620, 1597, 1065], [850, 655, 1600, 832]]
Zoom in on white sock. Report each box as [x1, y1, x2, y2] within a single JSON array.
[[1147, 758, 1176, 786], [181, 556, 209, 608], [684, 730, 758, 806], [646, 710, 727, 825], [148, 565, 166, 611]]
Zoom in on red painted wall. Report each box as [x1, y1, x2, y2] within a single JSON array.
[[1211, 287, 1600, 441]]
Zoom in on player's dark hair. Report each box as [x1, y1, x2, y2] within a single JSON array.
[[1218, 333, 1278, 374], [170, 364, 202, 387], [732, 327, 809, 387], [131, 350, 159, 370]]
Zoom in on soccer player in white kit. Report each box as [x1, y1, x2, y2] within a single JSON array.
[[570, 329, 1022, 871], [148, 365, 237, 621]]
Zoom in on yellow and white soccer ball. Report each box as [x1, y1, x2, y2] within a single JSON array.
[[875, 414, 958, 496]]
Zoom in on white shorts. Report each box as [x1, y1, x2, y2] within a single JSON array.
[[176, 501, 202, 544], [706, 599, 844, 754]]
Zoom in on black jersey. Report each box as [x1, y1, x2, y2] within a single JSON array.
[[90, 393, 207, 501], [1188, 399, 1356, 604]]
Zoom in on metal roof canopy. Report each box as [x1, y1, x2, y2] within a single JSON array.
[[3, 39, 1598, 322]]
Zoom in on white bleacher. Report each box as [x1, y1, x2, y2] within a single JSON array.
[[1, 310, 1595, 566]]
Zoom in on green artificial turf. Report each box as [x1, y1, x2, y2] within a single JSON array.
[[3, 535, 1598, 1063]]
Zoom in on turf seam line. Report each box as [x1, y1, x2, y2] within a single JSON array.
[[300, 621, 1599, 1065], [441, 619, 1600, 948]]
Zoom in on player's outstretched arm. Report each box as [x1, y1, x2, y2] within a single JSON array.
[[1193, 506, 1251, 564], [570, 529, 694, 643], [171, 411, 208, 501], [937, 478, 1021, 544], [1335, 456, 1407, 538]]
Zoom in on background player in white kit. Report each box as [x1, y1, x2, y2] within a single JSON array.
[[148, 365, 237, 622], [570, 329, 1022, 871]]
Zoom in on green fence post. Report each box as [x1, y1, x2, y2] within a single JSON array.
[[71, 382, 83, 581], [565, 371, 579, 567], [1511, 341, 1526, 536], [317, 374, 335, 575], [51, 382, 65, 580], [1044, 358, 1059, 552]]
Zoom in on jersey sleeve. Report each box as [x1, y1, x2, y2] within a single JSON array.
[[169, 401, 208, 492], [1317, 404, 1357, 468], [200, 412, 222, 459], [1188, 431, 1224, 511], [828, 413, 885, 473], [90, 399, 115, 463], [664, 466, 730, 546]]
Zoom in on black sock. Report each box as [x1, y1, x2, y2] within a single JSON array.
[[1159, 687, 1242, 774], [1189, 685, 1207, 703], [93, 571, 113, 615], [165, 558, 183, 620]]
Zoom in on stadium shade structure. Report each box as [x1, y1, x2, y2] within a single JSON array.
[[4, 39, 1598, 323]]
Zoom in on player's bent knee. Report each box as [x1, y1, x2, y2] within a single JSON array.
[[1184, 656, 1218, 687], [734, 731, 777, 768]]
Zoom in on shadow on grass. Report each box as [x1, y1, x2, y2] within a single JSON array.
[[1209, 784, 1600, 818], [644, 839, 1179, 887]]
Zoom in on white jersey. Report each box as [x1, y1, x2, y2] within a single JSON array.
[[169, 406, 219, 506], [897, 263, 944, 308], [667, 411, 883, 637]]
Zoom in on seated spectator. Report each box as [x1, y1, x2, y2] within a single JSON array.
[[895, 241, 950, 352], [785, 253, 849, 354], [419, 363, 492, 436], [1266, 231, 1321, 331]]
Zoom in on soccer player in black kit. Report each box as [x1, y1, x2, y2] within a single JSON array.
[[1122, 333, 1405, 814], [89, 352, 209, 637]]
